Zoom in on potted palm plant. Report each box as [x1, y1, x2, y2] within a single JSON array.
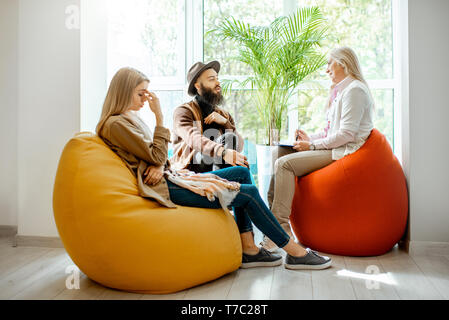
[[212, 7, 329, 201]]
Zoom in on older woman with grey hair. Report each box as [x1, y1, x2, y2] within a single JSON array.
[[263, 47, 375, 251]]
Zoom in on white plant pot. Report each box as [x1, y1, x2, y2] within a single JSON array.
[[256, 144, 278, 205]]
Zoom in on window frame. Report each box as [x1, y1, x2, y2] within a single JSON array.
[[82, 0, 406, 163], [149, 0, 204, 101]]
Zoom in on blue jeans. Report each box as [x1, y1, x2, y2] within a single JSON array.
[[167, 166, 291, 248]]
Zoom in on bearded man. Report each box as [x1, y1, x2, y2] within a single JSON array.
[[171, 61, 248, 173]]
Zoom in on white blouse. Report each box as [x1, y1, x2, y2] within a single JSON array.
[[311, 77, 374, 160]]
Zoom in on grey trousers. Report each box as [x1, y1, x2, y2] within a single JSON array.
[[267, 147, 334, 232]]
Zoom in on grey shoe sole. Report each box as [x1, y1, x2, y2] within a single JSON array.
[[240, 259, 283, 269], [284, 259, 332, 270]]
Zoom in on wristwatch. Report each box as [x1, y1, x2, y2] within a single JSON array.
[[309, 143, 316, 151]]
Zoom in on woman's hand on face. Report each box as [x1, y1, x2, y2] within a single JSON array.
[[143, 165, 165, 186], [144, 90, 164, 126], [144, 90, 162, 116], [293, 141, 311, 152], [295, 129, 310, 142]]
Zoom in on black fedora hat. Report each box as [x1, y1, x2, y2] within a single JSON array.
[[187, 61, 221, 96]]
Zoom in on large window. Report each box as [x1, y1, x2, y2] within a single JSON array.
[[87, 0, 400, 160], [204, 0, 285, 145], [106, 0, 187, 130], [204, 0, 395, 148], [107, 0, 186, 83]]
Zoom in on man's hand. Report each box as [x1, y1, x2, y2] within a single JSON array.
[[204, 112, 228, 126], [222, 149, 249, 168], [143, 165, 165, 185], [293, 141, 311, 152]]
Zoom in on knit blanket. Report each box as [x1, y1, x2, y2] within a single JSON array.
[[165, 169, 240, 214]]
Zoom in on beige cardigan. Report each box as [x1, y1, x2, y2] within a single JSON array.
[[100, 112, 176, 208], [312, 79, 374, 160], [100, 112, 241, 211]]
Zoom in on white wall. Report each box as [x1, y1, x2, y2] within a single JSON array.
[[408, 0, 449, 242], [0, 0, 19, 227], [17, 0, 80, 237]]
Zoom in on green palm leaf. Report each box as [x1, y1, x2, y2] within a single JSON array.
[[212, 7, 329, 145]]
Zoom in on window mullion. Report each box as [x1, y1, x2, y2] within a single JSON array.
[[185, 0, 204, 100], [283, 0, 299, 142], [393, 0, 408, 165]]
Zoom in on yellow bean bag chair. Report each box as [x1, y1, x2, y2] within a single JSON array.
[[53, 132, 242, 294]]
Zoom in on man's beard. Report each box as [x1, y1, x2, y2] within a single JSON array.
[[199, 84, 224, 106]]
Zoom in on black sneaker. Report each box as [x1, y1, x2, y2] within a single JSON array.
[[241, 248, 283, 269], [285, 248, 332, 270]]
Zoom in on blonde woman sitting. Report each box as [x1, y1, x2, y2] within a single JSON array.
[[263, 47, 375, 251]]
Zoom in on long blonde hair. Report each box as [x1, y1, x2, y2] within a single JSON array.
[[96, 67, 149, 137], [329, 47, 374, 104]]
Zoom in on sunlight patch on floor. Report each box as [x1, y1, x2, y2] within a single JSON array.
[[336, 269, 397, 286]]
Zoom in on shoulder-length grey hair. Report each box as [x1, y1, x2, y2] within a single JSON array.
[[329, 47, 374, 107]]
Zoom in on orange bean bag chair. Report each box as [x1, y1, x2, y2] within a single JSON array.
[[290, 129, 408, 257], [53, 132, 242, 294]]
